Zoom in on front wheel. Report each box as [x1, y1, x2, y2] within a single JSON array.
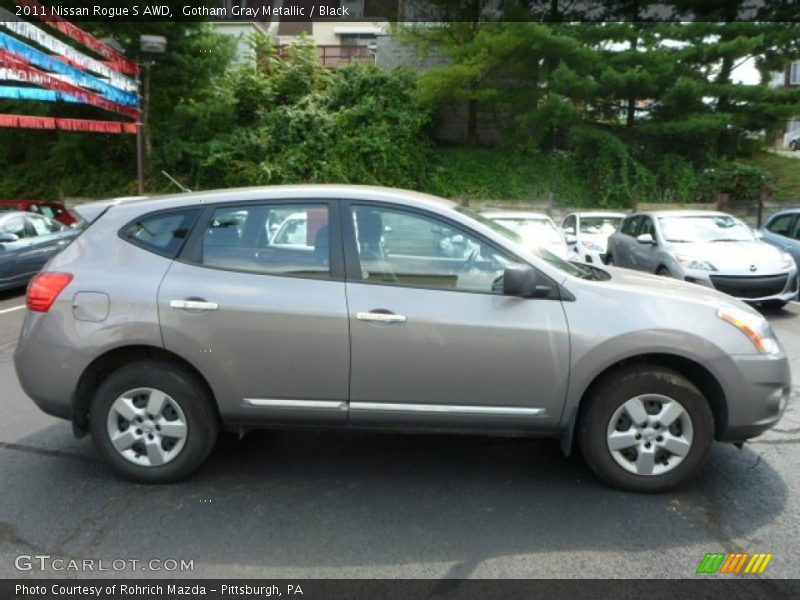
[[791, 140, 799, 151], [89, 361, 219, 483], [578, 366, 714, 492], [605, 255, 615, 266]]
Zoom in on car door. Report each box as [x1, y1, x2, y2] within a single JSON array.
[[23, 214, 73, 271], [0, 215, 30, 284], [763, 213, 799, 267], [613, 216, 641, 268], [157, 200, 350, 426], [630, 215, 659, 272], [341, 202, 570, 432]]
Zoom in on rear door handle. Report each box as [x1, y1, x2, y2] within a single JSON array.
[[357, 311, 407, 324], [170, 299, 219, 311]]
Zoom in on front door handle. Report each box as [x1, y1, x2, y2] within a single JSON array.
[[356, 311, 407, 324], [170, 299, 219, 311]]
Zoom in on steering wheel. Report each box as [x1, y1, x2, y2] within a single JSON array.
[[461, 246, 480, 273]]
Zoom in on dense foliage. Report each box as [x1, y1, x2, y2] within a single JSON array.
[[0, 12, 799, 206]]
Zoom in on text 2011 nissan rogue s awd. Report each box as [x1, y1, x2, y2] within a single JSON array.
[[14, 186, 791, 491]]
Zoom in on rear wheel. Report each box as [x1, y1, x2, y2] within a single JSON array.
[[791, 140, 799, 151], [578, 366, 714, 492], [89, 361, 218, 483], [656, 266, 671, 277]]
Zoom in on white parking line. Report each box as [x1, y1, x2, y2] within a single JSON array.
[[0, 305, 25, 314]]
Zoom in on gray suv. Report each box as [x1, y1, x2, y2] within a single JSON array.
[[14, 186, 791, 492]]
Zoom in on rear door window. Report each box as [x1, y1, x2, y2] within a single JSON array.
[[200, 203, 331, 279], [120, 209, 200, 258]]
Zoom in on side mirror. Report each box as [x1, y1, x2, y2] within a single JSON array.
[[753, 229, 764, 240], [503, 265, 539, 297], [563, 227, 575, 235], [0, 232, 19, 243], [636, 233, 655, 245], [565, 233, 577, 245]]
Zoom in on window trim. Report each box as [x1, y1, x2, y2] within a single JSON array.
[[118, 207, 202, 259], [178, 198, 345, 282], [338, 199, 560, 299], [621, 215, 642, 237]]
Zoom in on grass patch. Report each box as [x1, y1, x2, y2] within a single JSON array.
[[743, 152, 800, 201]]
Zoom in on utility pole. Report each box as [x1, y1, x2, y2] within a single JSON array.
[[136, 35, 167, 195]]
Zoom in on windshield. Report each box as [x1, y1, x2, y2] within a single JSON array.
[[580, 216, 622, 235], [659, 215, 754, 243], [456, 207, 602, 279]]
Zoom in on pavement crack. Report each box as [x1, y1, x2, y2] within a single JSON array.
[[0, 441, 92, 462]]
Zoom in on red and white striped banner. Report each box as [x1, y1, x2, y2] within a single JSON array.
[[0, 50, 140, 120], [0, 113, 138, 133], [0, 8, 138, 92], [13, 0, 139, 75]]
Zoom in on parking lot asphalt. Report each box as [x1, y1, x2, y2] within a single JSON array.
[[0, 288, 798, 580]]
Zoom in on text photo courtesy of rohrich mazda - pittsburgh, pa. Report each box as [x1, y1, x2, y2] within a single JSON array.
[[0, 1, 799, 599]]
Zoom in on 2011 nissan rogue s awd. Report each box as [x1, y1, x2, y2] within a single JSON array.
[[14, 186, 791, 492]]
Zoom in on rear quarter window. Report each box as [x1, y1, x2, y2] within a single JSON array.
[[120, 209, 200, 258]]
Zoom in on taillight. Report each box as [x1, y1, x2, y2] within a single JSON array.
[[26, 272, 73, 312]]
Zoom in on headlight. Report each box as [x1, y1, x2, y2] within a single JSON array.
[[674, 254, 717, 271], [581, 240, 604, 252], [780, 252, 795, 271], [717, 307, 779, 354]]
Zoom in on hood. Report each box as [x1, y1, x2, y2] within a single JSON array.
[[667, 240, 789, 274], [600, 265, 757, 314], [537, 239, 571, 260], [581, 232, 613, 251]]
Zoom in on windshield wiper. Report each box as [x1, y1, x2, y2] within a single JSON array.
[[710, 238, 743, 242]]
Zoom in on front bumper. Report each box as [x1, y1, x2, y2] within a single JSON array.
[[683, 268, 798, 303], [710, 351, 792, 441]]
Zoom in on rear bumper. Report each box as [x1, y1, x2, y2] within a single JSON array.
[[712, 351, 791, 442], [13, 313, 85, 421]]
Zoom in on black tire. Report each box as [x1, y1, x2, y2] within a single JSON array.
[[761, 300, 788, 310], [605, 254, 615, 266], [90, 361, 219, 483], [656, 266, 671, 277], [791, 141, 799, 151], [577, 365, 714, 493]]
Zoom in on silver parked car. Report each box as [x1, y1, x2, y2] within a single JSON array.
[[15, 187, 791, 491], [0, 211, 80, 291], [607, 210, 799, 308]]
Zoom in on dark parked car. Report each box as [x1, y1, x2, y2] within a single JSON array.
[[0, 200, 78, 227], [0, 211, 80, 291]]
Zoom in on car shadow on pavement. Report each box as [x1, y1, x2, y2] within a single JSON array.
[[0, 423, 789, 576]]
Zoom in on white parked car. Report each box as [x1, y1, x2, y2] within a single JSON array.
[[787, 131, 799, 151], [482, 211, 572, 260], [561, 212, 626, 264]]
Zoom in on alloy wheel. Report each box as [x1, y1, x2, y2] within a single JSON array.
[[606, 394, 694, 476], [106, 387, 188, 467]]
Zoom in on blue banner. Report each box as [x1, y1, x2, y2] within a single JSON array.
[[0, 32, 138, 106]]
